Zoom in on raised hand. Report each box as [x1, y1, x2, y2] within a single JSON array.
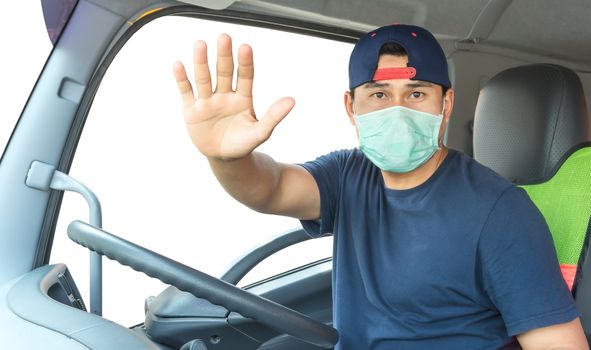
[[173, 34, 295, 160]]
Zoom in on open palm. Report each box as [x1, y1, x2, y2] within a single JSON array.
[[173, 34, 294, 160]]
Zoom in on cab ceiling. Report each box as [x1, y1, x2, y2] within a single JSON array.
[[225, 0, 591, 70], [91, 0, 591, 71]]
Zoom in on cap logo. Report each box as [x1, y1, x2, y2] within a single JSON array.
[[373, 67, 417, 81]]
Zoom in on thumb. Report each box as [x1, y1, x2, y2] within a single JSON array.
[[257, 97, 295, 140]]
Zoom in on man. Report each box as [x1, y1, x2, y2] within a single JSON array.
[[173, 24, 588, 349]]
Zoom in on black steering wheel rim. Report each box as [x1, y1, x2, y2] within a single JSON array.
[[67, 220, 338, 348]]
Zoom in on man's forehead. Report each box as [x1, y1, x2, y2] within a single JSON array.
[[361, 80, 435, 89]]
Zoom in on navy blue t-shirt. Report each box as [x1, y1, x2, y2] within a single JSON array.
[[300, 149, 579, 350]]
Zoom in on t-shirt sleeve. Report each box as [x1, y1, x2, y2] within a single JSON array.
[[298, 150, 350, 237], [478, 186, 581, 337]]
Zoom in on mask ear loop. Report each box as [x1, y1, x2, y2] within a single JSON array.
[[437, 99, 447, 148]]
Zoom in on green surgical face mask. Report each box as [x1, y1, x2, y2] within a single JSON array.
[[354, 105, 444, 173]]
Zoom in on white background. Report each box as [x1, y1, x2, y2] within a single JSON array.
[[0, 2, 52, 151], [1, 3, 356, 326]]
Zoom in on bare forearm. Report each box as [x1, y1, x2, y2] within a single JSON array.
[[207, 152, 282, 213], [525, 346, 588, 350], [518, 318, 589, 350]]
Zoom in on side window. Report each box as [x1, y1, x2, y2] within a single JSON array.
[[51, 16, 355, 326], [238, 235, 334, 288]]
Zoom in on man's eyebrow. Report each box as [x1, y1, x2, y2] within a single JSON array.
[[406, 81, 434, 88], [362, 82, 391, 89]]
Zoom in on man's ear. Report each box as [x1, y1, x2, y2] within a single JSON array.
[[344, 90, 356, 126], [443, 88, 455, 123], [438, 88, 455, 145]]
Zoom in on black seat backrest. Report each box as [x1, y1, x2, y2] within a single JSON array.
[[473, 63, 590, 183]]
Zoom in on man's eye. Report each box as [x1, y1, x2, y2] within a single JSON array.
[[372, 92, 386, 99], [410, 91, 424, 99]]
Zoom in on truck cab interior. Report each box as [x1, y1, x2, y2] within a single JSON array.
[[1, 1, 590, 349]]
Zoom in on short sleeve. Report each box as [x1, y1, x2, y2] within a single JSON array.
[[299, 150, 351, 237], [477, 186, 580, 336]]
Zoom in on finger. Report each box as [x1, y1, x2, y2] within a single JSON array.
[[236, 44, 254, 97], [216, 34, 234, 93], [172, 61, 195, 108], [257, 97, 295, 140], [193, 40, 213, 98]]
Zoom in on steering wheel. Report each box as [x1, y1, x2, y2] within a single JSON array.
[[67, 220, 338, 348]]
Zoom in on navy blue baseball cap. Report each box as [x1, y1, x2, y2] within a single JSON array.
[[348, 24, 451, 90]]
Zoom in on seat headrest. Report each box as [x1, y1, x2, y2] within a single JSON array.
[[473, 63, 591, 182]]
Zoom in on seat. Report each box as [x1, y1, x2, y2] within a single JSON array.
[[472, 64, 591, 334]]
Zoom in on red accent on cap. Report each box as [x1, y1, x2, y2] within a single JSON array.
[[370, 32, 377, 37], [411, 32, 417, 37], [373, 67, 417, 81]]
